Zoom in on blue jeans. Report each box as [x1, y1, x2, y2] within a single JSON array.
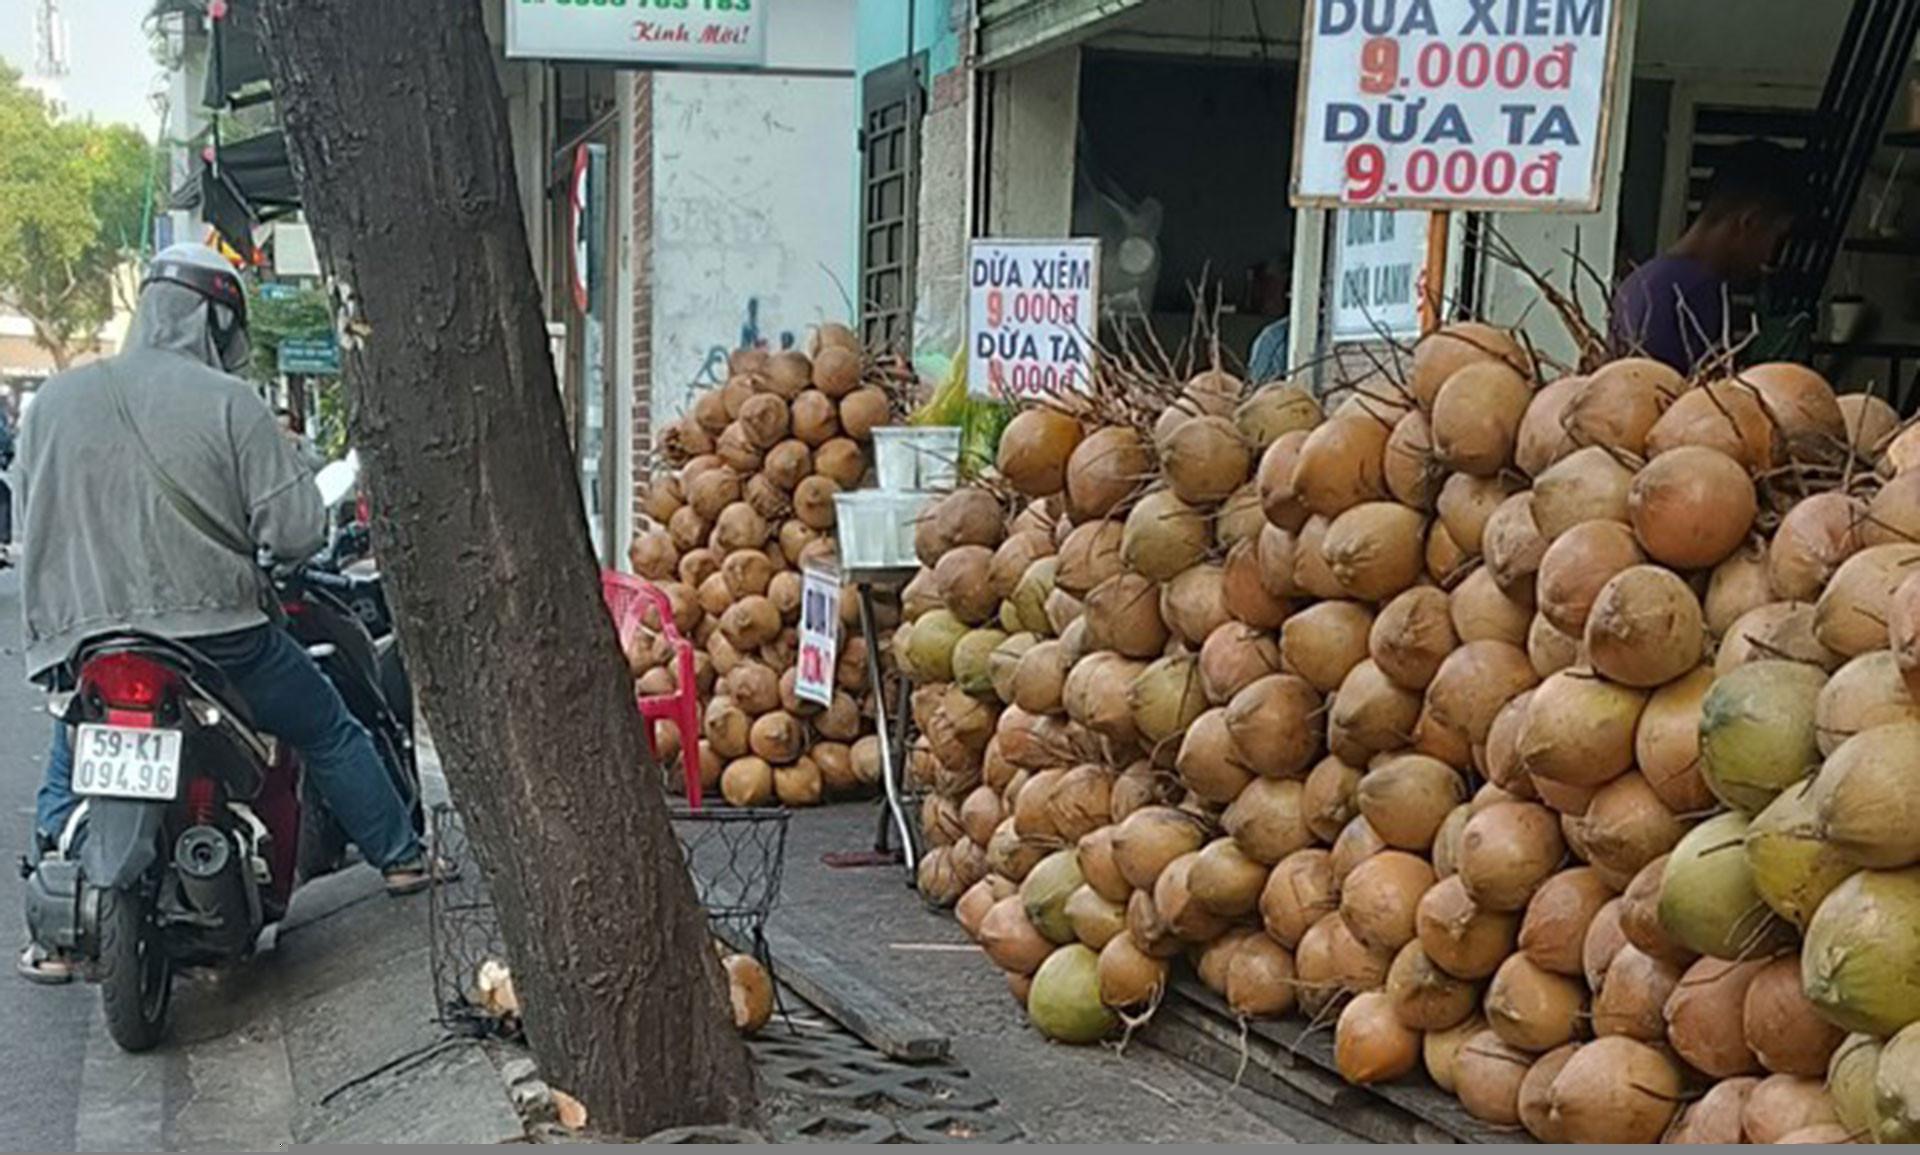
[[36, 626, 422, 872]]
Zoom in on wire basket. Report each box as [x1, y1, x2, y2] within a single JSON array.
[[669, 804, 790, 958], [425, 803, 515, 1038]]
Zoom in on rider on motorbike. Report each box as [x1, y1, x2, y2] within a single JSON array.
[[12, 243, 449, 983]]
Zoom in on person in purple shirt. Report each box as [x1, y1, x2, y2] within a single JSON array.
[[1611, 140, 1804, 376]]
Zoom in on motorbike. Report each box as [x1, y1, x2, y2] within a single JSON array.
[[21, 456, 420, 1052]]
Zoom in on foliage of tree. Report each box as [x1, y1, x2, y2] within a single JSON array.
[[0, 65, 153, 368]]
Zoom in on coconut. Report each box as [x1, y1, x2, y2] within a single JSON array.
[[1064, 427, 1149, 521], [1196, 624, 1282, 708], [1278, 600, 1372, 695], [1223, 673, 1324, 779], [1084, 571, 1170, 660], [1802, 866, 1920, 1036], [1048, 765, 1115, 844], [720, 756, 774, 806], [1516, 372, 1583, 470], [1814, 721, 1920, 873], [1663, 957, 1767, 1078], [1817, 543, 1920, 658], [1432, 361, 1533, 476], [1581, 772, 1688, 889], [1449, 566, 1533, 648], [1585, 565, 1706, 688], [1109, 759, 1173, 822], [1384, 940, 1478, 1031], [1222, 777, 1314, 865], [1742, 1075, 1840, 1145], [917, 846, 968, 905], [1459, 801, 1565, 912], [1867, 470, 1920, 546], [1154, 851, 1232, 943], [1158, 414, 1251, 506], [1842, 392, 1900, 454], [1566, 357, 1683, 454], [989, 532, 1055, 604], [1433, 473, 1511, 559], [934, 545, 999, 627], [1330, 661, 1423, 765], [839, 387, 890, 441], [1353, 754, 1463, 853], [1319, 503, 1425, 602], [980, 893, 1056, 975], [1425, 1013, 1491, 1094], [1666, 1076, 1758, 1144], [1222, 538, 1291, 630], [1628, 446, 1758, 571], [1302, 756, 1363, 844], [1129, 655, 1209, 761], [1583, 898, 1629, 994], [1481, 494, 1546, 594], [956, 878, 1003, 939], [1506, 1043, 1577, 1142], [1335, 990, 1422, 1085], [1531, 447, 1634, 541], [917, 488, 1006, 565], [1519, 867, 1614, 977], [1160, 564, 1231, 648], [1515, 667, 1646, 789], [1096, 933, 1169, 1011], [1367, 587, 1455, 692], [790, 389, 842, 447], [1411, 322, 1529, 406], [1486, 952, 1585, 1052], [1538, 515, 1652, 634], [1193, 926, 1259, 996], [1257, 431, 1313, 532], [1744, 362, 1845, 447], [1121, 489, 1211, 582], [989, 633, 1039, 704], [1888, 423, 1920, 476], [1292, 415, 1390, 519], [1062, 652, 1145, 748], [1330, 815, 1388, 885], [1482, 693, 1541, 798], [987, 817, 1048, 883], [812, 438, 866, 490], [1413, 704, 1475, 772], [1336, 850, 1434, 954], [1699, 659, 1828, 814], [1012, 768, 1065, 842], [1008, 558, 1058, 636], [1818, 653, 1920, 757], [1712, 541, 1766, 633], [1659, 812, 1794, 960], [1526, 613, 1582, 679], [1027, 944, 1118, 1044], [1545, 1035, 1683, 1143], [1742, 955, 1844, 1077], [951, 629, 1008, 697], [1449, 1031, 1535, 1126], [1631, 664, 1716, 813], [1224, 932, 1299, 1020], [1433, 803, 1474, 876], [1771, 492, 1865, 604], [1877, 1028, 1920, 1142], [1621, 853, 1696, 968], [1183, 837, 1267, 920], [1054, 522, 1126, 598], [1417, 873, 1520, 980], [1828, 1033, 1884, 1139], [1593, 944, 1682, 1043], [1236, 381, 1322, 446], [1383, 409, 1442, 511], [1216, 483, 1269, 551], [1110, 806, 1206, 892], [1293, 516, 1347, 600], [1646, 378, 1774, 468], [1895, 571, 1920, 697], [1020, 850, 1087, 945], [997, 408, 1084, 498], [1428, 640, 1540, 744], [1746, 781, 1857, 933], [1717, 600, 1842, 675], [1257, 849, 1335, 950]]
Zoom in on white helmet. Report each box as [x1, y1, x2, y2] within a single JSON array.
[[142, 243, 251, 372]]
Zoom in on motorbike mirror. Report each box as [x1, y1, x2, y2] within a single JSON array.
[[314, 451, 360, 510]]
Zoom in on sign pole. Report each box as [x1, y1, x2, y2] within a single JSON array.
[[1421, 211, 1450, 336]]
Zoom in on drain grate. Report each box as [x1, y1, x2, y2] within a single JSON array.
[[751, 1013, 1016, 1143]]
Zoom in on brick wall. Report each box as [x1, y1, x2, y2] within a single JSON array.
[[629, 71, 656, 532]]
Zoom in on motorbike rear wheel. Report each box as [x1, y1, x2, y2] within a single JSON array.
[[94, 887, 172, 1052]]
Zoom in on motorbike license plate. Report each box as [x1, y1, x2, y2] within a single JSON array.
[[73, 725, 183, 802]]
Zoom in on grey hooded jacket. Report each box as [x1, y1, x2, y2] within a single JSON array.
[[11, 281, 326, 678]]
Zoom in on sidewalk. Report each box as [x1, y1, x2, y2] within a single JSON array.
[[732, 803, 1365, 1145]]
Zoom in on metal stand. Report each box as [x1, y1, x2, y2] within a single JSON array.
[[854, 571, 920, 883]]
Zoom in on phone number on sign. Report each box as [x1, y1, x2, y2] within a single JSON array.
[[1344, 143, 1564, 203]]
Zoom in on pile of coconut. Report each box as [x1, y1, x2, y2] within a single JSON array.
[[626, 324, 897, 808], [893, 321, 1920, 1143]]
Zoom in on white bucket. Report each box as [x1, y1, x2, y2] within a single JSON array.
[[834, 490, 930, 573], [872, 426, 962, 492]]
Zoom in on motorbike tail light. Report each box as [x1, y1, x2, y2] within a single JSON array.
[[83, 653, 179, 712], [355, 493, 370, 527], [282, 600, 307, 617]]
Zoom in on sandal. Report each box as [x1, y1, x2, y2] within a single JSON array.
[[383, 852, 460, 897], [17, 942, 75, 985]]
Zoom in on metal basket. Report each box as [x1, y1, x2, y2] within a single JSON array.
[[669, 804, 791, 958]]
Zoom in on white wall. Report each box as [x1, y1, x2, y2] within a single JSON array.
[[650, 68, 859, 423]]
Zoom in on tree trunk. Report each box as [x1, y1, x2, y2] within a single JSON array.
[[253, 2, 757, 1136]]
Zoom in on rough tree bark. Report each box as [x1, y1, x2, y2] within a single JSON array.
[[254, 2, 756, 1136]]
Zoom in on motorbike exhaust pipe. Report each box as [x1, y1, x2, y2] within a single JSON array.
[[174, 826, 257, 951]]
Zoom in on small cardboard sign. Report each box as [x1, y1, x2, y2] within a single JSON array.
[[795, 565, 840, 709]]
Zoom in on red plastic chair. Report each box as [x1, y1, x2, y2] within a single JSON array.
[[601, 570, 704, 809]]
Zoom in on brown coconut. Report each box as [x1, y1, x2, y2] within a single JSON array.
[[1584, 565, 1706, 688], [1459, 801, 1566, 912], [1486, 952, 1586, 1052], [1417, 873, 1520, 981], [1280, 600, 1373, 694], [1665, 957, 1766, 1078], [1519, 867, 1615, 977], [1647, 379, 1775, 469], [1566, 358, 1683, 454], [1531, 445, 1635, 539], [1516, 375, 1584, 478], [1629, 445, 1758, 570]]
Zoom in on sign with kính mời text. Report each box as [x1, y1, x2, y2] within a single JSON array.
[[506, 0, 766, 68]]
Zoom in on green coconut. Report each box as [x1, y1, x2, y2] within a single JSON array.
[[906, 609, 969, 683], [1009, 558, 1058, 636], [1027, 943, 1119, 1044], [1129, 655, 1209, 757], [952, 628, 1009, 697], [1699, 660, 1828, 814], [1020, 849, 1087, 946], [1746, 780, 1860, 931], [1802, 867, 1920, 1037], [1659, 812, 1795, 961], [1875, 1022, 1920, 1143], [1827, 1034, 1884, 1141]]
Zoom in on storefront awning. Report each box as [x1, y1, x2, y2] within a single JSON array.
[[978, 0, 1151, 67], [216, 130, 300, 214], [202, 0, 273, 111]]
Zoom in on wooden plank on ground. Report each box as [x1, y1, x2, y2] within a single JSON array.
[[716, 923, 952, 1064], [1164, 981, 1519, 1145]]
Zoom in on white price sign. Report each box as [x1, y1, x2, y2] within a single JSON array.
[[1331, 209, 1428, 343], [1293, 0, 1624, 210], [967, 239, 1100, 402], [795, 566, 840, 709], [506, 0, 767, 68]]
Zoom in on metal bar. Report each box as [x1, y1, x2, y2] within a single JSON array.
[[860, 585, 916, 875]]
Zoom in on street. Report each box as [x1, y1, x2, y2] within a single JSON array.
[[0, 568, 519, 1151]]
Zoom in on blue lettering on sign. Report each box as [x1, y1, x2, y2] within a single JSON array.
[[1320, 0, 1438, 36], [1461, 0, 1604, 35]]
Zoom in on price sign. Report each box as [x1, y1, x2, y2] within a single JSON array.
[[967, 239, 1100, 402], [1293, 0, 1624, 211], [795, 565, 840, 709], [1331, 209, 1429, 342]]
